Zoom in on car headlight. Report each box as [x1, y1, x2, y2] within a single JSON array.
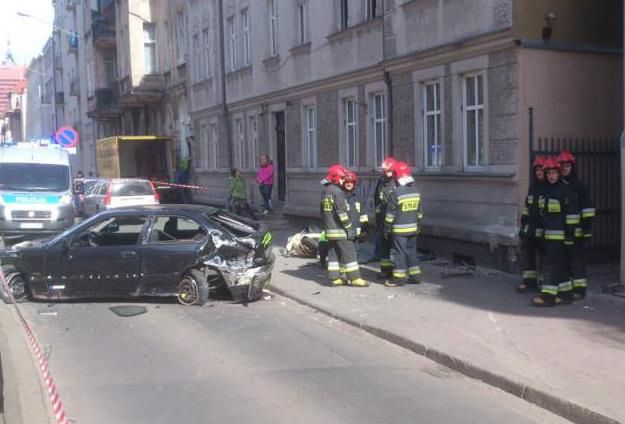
[[60, 194, 73, 205]]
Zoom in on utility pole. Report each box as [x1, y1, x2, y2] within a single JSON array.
[[51, 30, 59, 132]]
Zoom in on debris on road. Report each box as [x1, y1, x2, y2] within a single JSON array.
[[109, 305, 148, 317], [38, 310, 58, 316], [312, 290, 321, 295]]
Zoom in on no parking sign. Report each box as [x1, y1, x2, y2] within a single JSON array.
[[55, 126, 79, 149]]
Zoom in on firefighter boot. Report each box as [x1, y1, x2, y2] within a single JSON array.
[[532, 293, 556, 307], [331, 279, 346, 287], [384, 279, 404, 287], [350, 278, 370, 287]]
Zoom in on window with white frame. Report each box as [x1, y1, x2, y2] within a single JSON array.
[[227, 17, 236, 71], [143, 23, 157, 74], [423, 81, 442, 168], [209, 123, 218, 169], [176, 12, 187, 64], [344, 98, 358, 168], [200, 122, 209, 169], [371, 93, 387, 167], [269, 0, 278, 56], [192, 33, 200, 81], [163, 21, 171, 71], [463, 74, 486, 168], [305, 105, 317, 168], [242, 8, 251, 66], [235, 118, 245, 168], [202, 28, 211, 78], [297, 2, 308, 45], [363, 0, 379, 20], [339, 0, 349, 30], [247, 116, 258, 169]]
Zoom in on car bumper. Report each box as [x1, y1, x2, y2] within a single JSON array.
[[0, 204, 75, 238], [228, 253, 275, 302]]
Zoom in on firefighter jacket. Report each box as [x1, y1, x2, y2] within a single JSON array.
[[374, 175, 396, 228], [320, 183, 354, 240], [538, 180, 580, 245], [346, 192, 369, 237], [383, 183, 422, 237], [562, 174, 595, 239], [520, 180, 547, 239]]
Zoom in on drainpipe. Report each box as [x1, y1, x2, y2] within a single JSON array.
[[217, 0, 233, 167], [381, 0, 394, 156], [621, 0, 625, 286]]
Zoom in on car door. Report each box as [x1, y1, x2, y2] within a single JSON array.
[[45, 214, 149, 298], [141, 214, 209, 295]]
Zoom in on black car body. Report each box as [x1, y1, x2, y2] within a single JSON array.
[[0, 205, 274, 305]]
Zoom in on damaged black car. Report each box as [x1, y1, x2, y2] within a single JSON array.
[[0, 205, 274, 305]]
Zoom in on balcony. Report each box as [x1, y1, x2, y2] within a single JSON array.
[[87, 87, 121, 119], [69, 77, 79, 96], [118, 74, 164, 106], [92, 16, 116, 49]]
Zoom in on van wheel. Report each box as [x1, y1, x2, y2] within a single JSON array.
[[176, 269, 209, 306], [0, 265, 30, 304]]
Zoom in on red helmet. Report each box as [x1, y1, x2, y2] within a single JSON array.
[[542, 157, 561, 172], [381, 157, 398, 172], [532, 155, 546, 168], [326, 164, 347, 184], [343, 170, 358, 184], [391, 161, 412, 179], [557, 150, 576, 165]]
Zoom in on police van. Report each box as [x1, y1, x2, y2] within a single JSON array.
[[0, 143, 75, 243]]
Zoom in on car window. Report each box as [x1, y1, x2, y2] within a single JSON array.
[[73, 216, 148, 247], [112, 182, 153, 197], [97, 183, 108, 195], [149, 216, 207, 243]]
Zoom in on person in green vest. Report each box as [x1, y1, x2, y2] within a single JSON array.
[[229, 168, 258, 221]]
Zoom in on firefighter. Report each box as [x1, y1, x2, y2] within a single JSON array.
[[517, 156, 547, 293], [374, 157, 398, 278], [532, 157, 580, 307], [320, 164, 370, 287], [383, 162, 422, 287], [558, 150, 594, 300], [343, 170, 369, 248]]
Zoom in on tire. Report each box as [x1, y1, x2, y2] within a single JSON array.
[[176, 269, 209, 306], [0, 265, 30, 304]]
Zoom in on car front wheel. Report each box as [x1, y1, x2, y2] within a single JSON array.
[[0, 265, 30, 304], [177, 269, 209, 306]]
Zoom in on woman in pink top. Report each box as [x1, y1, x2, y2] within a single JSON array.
[[256, 154, 274, 215]]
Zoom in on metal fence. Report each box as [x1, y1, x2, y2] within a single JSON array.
[[532, 136, 621, 263]]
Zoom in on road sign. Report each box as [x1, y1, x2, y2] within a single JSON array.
[[55, 126, 79, 148]]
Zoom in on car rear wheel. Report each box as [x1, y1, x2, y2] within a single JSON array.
[[0, 265, 30, 304], [177, 269, 209, 306]]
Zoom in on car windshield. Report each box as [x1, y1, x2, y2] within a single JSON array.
[[0, 163, 70, 192], [111, 182, 153, 196]]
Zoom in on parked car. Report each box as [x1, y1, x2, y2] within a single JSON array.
[[73, 178, 102, 217], [81, 178, 159, 217], [0, 205, 274, 305]]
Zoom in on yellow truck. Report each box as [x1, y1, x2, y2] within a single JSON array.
[[96, 136, 175, 181]]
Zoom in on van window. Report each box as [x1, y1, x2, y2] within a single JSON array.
[[0, 163, 70, 192]]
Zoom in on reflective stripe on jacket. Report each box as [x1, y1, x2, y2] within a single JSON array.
[[384, 184, 422, 236]]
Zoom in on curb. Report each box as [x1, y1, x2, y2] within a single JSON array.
[[269, 285, 621, 424]]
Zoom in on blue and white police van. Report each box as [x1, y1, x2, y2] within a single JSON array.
[[0, 143, 75, 243]]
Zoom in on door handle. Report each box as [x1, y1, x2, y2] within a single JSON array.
[[121, 251, 137, 258]]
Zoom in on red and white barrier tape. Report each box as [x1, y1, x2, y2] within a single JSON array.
[[151, 180, 212, 192], [0, 268, 69, 424]]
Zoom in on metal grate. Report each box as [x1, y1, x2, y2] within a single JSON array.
[[532, 136, 620, 263]]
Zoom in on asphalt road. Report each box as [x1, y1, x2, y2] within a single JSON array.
[[15, 297, 570, 424]]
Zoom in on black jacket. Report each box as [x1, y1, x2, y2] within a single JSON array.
[[384, 182, 422, 237], [562, 174, 595, 239], [346, 191, 369, 237], [539, 180, 580, 244], [320, 183, 354, 240], [374, 175, 396, 228], [521, 180, 547, 239]]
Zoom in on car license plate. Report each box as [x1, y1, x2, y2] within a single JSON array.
[[20, 222, 44, 229]]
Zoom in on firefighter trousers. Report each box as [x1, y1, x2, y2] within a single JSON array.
[[520, 236, 542, 288], [539, 240, 573, 303], [566, 239, 587, 296], [380, 234, 393, 275], [390, 235, 420, 283], [327, 239, 361, 282]]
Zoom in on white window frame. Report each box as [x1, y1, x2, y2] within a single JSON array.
[[462, 73, 486, 169], [363, 0, 378, 21], [199, 121, 209, 170], [209, 123, 218, 170], [344, 98, 358, 168], [305, 104, 317, 169], [269, 0, 278, 56], [246, 115, 258, 170], [227, 16, 236, 72], [143, 23, 157, 74], [235, 117, 245, 168], [192, 33, 200, 81], [296, 2, 308, 45], [423, 80, 442, 169], [370, 92, 387, 167], [339, 0, 349, 30], [176, 12, 187, 65], [242, 8, 251, 66], [202, 28, 211, 79]]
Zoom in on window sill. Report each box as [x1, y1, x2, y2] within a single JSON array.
[[290, 42, 311, 56], [327, 28, 354, 43], [399, 0, 420, 7], [413, 171, 517, 181], [262, 55, 281, 71], [191, 77, 213, 88], [226, 66, 253, 81], [327, 17, 382, 42]]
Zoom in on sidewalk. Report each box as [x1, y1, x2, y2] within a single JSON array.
[[267, 225, 625, 424]]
